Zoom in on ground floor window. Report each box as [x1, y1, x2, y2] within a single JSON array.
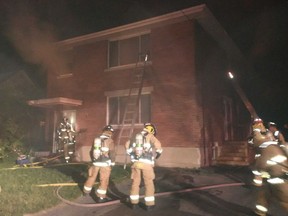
[[108, 94, 151, 126]]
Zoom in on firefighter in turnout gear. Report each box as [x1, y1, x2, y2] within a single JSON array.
[[125, 123, 163, 211], [268, 122, 286, 144], [268, 121, 288, 156], [83, 125, 115, 203], [56, 117, 76, 163], [250, 118, 288, 215]]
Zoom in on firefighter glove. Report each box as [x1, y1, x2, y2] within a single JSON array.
[[155, 152, 161, 159]]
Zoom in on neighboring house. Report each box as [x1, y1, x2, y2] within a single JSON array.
[[28, 4, 253, 168]]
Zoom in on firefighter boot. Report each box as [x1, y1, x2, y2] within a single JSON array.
[[128, 203, 139, 210], [96, 197, 109, 203], [145, 205, 155, 211]]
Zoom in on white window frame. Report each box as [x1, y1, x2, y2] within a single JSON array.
[[105, 87, 153, 129], [108, 31, 151, 69]]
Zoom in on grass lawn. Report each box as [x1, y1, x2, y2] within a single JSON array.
[[0, 154, 129, 216]]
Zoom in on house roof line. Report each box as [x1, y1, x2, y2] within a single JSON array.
[[56, 4, 206, 47], [56, 3, 253, 72], [195, 6, 245, 64]]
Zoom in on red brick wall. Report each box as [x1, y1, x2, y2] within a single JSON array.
[[150, 20, 203, 148], [47, 20, 203, 152]]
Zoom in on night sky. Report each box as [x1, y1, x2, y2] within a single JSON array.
[[0, 0, 288, 128]]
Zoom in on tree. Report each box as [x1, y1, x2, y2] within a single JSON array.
[[0, 71, 45, 158]]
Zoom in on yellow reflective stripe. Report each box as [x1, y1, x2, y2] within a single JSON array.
[[270, 155, 287, 163], [259, 141, 277, 148], [156, 149, 163, 153], [267, 177, 285, 184], [144, 196, 155, 202], [93, 162, 110, 167], [252, 170, 261, 175], [253, 179, 263, 185], [138, 158, 154, 164], [130, 195, 139, 200], [101, 147, 109, 152], [97, 189, 107, 195], [127, 148, 133, 154], [256, 204, 268, 212], [84, 186, 92, 191]]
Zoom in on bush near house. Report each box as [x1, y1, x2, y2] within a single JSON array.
[[0, 154, 129, 216]]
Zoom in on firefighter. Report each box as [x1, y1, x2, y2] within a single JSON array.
[[125, 123, 163, 211], [268, 121, 286, 144], [250, 118, 288, 216], [83, 125, 115, 203], [57, 117, 76, 163]]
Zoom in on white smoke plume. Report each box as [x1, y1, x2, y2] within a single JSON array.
[[2, 1, 70, 76]]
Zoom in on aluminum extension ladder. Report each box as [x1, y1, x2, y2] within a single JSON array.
[[115, 54, 149, 168]]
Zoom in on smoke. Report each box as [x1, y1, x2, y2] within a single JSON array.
[[2, 1, 70, 76]]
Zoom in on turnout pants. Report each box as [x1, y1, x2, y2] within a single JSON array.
[[130, 162, 155, 206], [83, 165, 111, 198], [255, 181, 288, 215]]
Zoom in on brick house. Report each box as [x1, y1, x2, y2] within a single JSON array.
[[28, 4, 252, 168]]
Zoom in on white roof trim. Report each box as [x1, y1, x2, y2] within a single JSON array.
[[57, 4, 206, 47], [27, 97, 82, 108]]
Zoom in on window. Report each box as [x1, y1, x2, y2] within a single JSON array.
[[108, 94, 151, 125], [108, 33, 150, 68], [57, 48, 74, 79]]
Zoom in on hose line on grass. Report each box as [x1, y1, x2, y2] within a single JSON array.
[[55, 182, 245, 207]]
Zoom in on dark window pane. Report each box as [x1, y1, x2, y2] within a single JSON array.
[[108, 94, 151, 125], [141, 94, 151, 123], [119, 37, 139, 65], [109, 41, 119, 67], [119, 96, 129, 123], [140, 34, 150, 61], [109, 97, 118, 124]]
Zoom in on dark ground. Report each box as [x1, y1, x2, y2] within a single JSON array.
[[24, 166, 287, 216]]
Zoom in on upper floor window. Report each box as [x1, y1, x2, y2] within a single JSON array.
[[108, 33, 150, 68]]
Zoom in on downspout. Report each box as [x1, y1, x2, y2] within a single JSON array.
[[201, 80, 207, 166]]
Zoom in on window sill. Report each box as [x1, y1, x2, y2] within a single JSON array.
[[110, 124, 144, 130], [105, 61, 152, 72], [57, 73, 73, 79]]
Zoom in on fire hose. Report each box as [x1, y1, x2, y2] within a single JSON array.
[[55, 182, 245, 207]]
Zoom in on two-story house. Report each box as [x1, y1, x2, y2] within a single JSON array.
[[28, 4, 253, 168]]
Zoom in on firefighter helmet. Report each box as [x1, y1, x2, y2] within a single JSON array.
[[253, 118, 263, 125], [268, 122, 277, 127], [103, 125, 114, 132], [101, 125, 114, 138], [252, 118, 266, 132], [143, 123, 157, 136]]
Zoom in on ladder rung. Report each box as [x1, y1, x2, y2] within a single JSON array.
[[115, 62, 147, 157], [119, 135, 130, 139], [127, 103, 137, 107], [125, 111, 135, 114], [123, 120, 133, 124]]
